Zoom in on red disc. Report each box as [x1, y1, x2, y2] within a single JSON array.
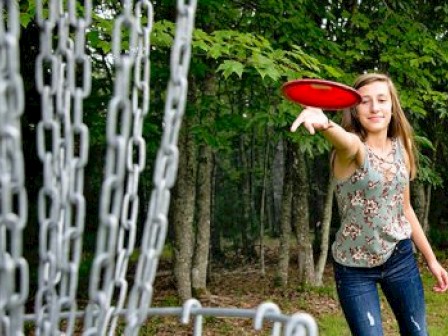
[[282, 79, 361, 110]]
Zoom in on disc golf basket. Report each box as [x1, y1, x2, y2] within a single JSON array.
[[0, 0, 318, 335]]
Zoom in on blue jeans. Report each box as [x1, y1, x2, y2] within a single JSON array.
[[333, 239, 427, 336]]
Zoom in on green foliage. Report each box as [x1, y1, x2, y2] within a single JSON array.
[[192, 28, 328, 81], [415, 135, 435, 151], [217, 60, 244, 79], [19, 0, 448, 294], [429, 226, 448, 249], [19, 0, 35, 27]]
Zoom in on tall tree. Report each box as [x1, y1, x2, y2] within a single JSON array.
[[277, 139, 293, 285], [192, 74, 216, 295], [172, 113, 198, 300], [292, 144, 315, 285], [315, 180, 335, 286]]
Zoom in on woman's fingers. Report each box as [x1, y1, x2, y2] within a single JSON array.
[[290, 107, 327, 134], [436, 268, 448, 292], [290, 116, 304, 132], [302, 121, 316, 135], [431, 264, 448, 292]]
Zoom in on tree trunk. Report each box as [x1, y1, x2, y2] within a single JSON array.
[[423, 184, 431, 234], [172, 116, 197, 301], [259, 133, 270, 276], [276, 139, 292, 286], [210, 162, 222, 261], [192, 144, 213, 296], [314, 178, 334, 286], [239, 136, 254, 258], [419, 138, 439, 235], [411, 180, 426, 226], [266, 184, 274, 236], [292, 146, 315, 285], [271, 139, 284, 236], [192, 74, 217, 294]]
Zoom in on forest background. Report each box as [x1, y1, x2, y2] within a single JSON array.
[[18, 0, 448, 334]]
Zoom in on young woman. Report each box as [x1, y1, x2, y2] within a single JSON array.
[[290, 73, 448, 335]]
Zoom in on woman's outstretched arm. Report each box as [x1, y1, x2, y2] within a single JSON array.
[[290, 106, 363, 166]]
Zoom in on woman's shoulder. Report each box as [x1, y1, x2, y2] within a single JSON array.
[[393, 136, 411, 171], [393, 135, 412, 147], [393, 136, 407, 154], [332, 133, 367, 180]]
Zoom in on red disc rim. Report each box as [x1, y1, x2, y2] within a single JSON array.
[[282, 79, 361, 110]]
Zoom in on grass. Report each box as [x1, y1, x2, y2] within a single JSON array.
[[423, 269, 448, 336], [318, 314, 351, 336]]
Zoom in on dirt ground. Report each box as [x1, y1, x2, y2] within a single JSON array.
[[148, 249, 343, 335]]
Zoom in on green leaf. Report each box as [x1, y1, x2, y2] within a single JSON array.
[[98, 40, 111, 54], [414, 135, 434, 150], [87, 31, 100, 48], [20, 13, 32, 28], [217, 60, 245, 78]]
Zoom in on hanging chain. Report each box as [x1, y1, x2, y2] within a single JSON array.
[[35, 0, 91, 334], [0, 1, 29, 335], [8, 1, 320, 335], [83, 0, 139, 334], [106, 0, 154, 333], [125, 1, 197, 334]]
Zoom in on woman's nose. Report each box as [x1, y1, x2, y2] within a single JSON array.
[[371, 100, 381, 113]]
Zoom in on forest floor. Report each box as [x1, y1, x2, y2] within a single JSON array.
[[148, 260, 342, 335], [23, 244, 448, 335], [143, 245, 448, 335]]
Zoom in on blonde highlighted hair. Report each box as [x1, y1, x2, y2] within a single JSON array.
[[341, 73, 418, 179]]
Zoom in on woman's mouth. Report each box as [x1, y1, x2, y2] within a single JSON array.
[[368, 116, 384, 122]]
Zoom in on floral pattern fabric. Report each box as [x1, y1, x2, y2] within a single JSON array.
[[332, 138, 412, 267]]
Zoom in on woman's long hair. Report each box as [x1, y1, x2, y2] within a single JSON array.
[[341, 73, 418, 179]]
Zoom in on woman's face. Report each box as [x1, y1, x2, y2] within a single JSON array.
[[355, 81, 392, 135]]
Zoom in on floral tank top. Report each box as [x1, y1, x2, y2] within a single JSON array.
[[331, 137, 412, 267]]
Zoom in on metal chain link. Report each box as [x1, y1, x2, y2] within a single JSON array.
[[83, 0, 140, 334], [107, 0, 153, 333], [11, 1, 320, 335], [142, 300, 318, 336], [0, 1, 29, 335], [125, 1, 197, 334], [34, 0, 92, 334]]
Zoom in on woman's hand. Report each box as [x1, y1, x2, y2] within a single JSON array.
[[290, 107, 332, 135], [427, 259, 448, 292]]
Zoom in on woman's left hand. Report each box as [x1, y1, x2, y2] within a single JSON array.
[[427, 260, 448, 292]]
